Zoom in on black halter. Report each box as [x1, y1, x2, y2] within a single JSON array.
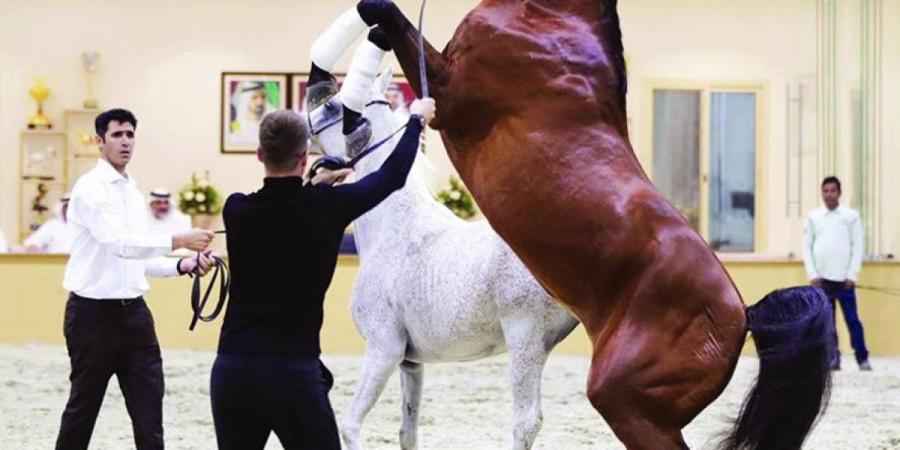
[[188, 254, 230, 331]]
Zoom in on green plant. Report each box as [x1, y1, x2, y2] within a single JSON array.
[[436, 176, 477, 220], [178, 171, 222, 216]]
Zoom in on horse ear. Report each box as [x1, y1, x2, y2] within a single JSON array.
[[375, 66, 394, 94]]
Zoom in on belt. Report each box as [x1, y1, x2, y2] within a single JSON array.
[[70, 293, 143, 306]]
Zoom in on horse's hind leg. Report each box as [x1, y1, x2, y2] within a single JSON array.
[[587, 354, 690, 450], [341, 347, 405, 450], [398, 360, 424, 450]]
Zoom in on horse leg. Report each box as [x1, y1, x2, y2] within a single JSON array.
[[501, 314, 550, 450], [356, 0, 451, 100], [586, 351, 691, 450], [309, 6, 369, 102], [398, 360, 424, 450], [341, 347, 405, 450]]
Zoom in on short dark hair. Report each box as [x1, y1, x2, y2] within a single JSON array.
[[259, 110, 309, 171], [95, 108, 137, 140], [822, 176, 841, 192]]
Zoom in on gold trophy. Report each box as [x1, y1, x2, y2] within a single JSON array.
[[28, 79, 52, 129], [82, 51, 99, 109]]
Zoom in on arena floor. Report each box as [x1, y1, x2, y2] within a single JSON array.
[[1, 344, 898, 449]]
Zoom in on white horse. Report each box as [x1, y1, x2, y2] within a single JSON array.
[[308, 37, 579, 450]]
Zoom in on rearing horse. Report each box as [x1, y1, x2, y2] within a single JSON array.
[[357, 1, 835, 449]]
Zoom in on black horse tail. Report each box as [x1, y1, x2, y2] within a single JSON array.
[[720, 286, 835, 450]]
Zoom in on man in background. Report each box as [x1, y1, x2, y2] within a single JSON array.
[[147, 187, 191, 236], [803, 175, 872, 371], [25, 195, 75, 253], [386, 83, 410, 124]]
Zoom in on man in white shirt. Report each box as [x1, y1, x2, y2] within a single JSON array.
[[803, 176, 871, 371], [147, 187, 191, 236], [56, 108, 217, 450], [24, 195, 76, 253]]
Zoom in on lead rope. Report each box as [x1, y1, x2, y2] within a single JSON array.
[[188, 254, 230, 331]]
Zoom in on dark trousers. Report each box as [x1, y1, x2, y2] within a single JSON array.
[[210, 354, 340, 450], [821, 280, 870, 364], [56, 294, 164, 450]]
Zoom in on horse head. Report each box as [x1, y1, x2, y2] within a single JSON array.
[[309, 68, 402, 176]]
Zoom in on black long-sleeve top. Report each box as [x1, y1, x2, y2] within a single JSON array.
[[217, 118, 423, 357]]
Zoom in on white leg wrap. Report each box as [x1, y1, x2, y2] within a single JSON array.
[[311, 7, 369, 72], [341, 41, 386, 113]]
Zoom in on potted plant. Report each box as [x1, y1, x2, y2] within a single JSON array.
[[178, 171, 222, 228], [436, 176, 477, 220]]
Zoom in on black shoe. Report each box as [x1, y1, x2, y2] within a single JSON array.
[[858, 360, 873, 371]]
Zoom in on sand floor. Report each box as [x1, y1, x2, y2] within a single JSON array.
[[2, 344, 899, 449]]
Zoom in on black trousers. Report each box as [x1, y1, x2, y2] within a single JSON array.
[[56, 294, 164, 450], [210, 354, 340, 450]]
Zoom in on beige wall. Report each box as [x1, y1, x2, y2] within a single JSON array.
[[0, 0, 478, 248], [3, 255, 900, 357], [1, 0, 897, 256]]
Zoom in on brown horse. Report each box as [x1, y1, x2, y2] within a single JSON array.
[[356, 1, 835, 448]]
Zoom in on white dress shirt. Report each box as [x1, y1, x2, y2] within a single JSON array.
[[147, 209, 192, 236], [24, 218, 76, 253], [803, 204, 864, 282], [64, 159, 180, 299]]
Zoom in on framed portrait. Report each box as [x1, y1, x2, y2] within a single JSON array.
[[221, 72, 289, 153]]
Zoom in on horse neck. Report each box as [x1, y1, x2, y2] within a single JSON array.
[[353, 146, 443, 256]]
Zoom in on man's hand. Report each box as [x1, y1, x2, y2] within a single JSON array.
[[173, 229, 215, 251], [410, 97, 436, 124], [179, 251, 216, 276], [811, 277, 823, 288], [312, 168, 354, 186], [844, 279, 856, 290]]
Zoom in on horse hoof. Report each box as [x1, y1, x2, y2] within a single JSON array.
[[357, 0, 395, 27], [368, 27, 392, 51]]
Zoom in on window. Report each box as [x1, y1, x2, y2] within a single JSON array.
[[650, 86, 761, 252]]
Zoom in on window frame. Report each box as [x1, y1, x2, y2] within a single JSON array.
[[640, 80, 769, 254]]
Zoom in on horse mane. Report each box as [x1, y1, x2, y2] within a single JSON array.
[[600, 0, 627, 111]]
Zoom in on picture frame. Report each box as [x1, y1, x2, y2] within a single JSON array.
[[220, 72, 289, 153]]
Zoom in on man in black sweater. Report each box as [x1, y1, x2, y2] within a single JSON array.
[[210, 98, 435, 449]]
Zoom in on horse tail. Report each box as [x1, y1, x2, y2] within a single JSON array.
[[720, 286, 835, 450]]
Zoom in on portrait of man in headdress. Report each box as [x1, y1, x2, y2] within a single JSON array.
[[221, 73, 288, 153]]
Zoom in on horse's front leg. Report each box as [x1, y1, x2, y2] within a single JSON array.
[[356, 0, 452, 105], [398, 360, 424, 450], [501, 313, 550, 450], [341, 346, 406, 450]]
